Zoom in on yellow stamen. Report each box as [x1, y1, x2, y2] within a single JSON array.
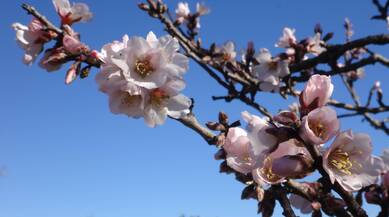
[[150, 89, 169, 107], [121, 93, 140, 106], [309, 121, 326, 139], [134, 59, 154, 78], [329, 148, 353, 175]]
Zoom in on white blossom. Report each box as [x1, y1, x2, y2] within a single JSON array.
[[276, 27, 297, 48], [253, 49, 290, 92], [96, 32, 191, 127], [53, 0, 93, 24], [12, 19, 48, 65]]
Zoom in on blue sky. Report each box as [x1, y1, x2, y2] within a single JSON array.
[[1, 0, 388, 217]]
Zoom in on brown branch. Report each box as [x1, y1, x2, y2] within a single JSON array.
[[21, 4, 63, 34], [271, 185, 297, 217], [172, 113, 217, 145], [290, 34, 389, 73], [291, 53, 389, 82]]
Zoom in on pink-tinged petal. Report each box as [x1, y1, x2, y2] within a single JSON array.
[[276, 27, 297, 48], [62, 35, 84, 54], [323, 130, 383, 192], [12, 19, 47, 65], [300, 75, 334, 112], [65, 67, 77, 84], [300, 106, 339, 145], [175, 2, 190, 19], [70, 3, 93, 23], [166, 94, 191, 119]]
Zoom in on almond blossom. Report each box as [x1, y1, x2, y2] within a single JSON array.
[[252, 139, 311, 184], [12, 19, 52, 65], [300, 74, 334, 112], [253, 49, 290, 92], [323, 130, 384, 191], [307, 33, 326, 55], [241, 111, 278, 167], [300, 106, 340, 145], [62, 34, 88, 55], [223, 127, 257, 174], [276, 27, 297, 48], [111, 32, 189, 89], [53, 0, 93, 25], [215, 41, 236, 62], [143, 79, 191, 127], [175, 2, 190, 23], [96, 32, 191, 127]]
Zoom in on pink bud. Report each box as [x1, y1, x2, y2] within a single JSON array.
[[65, 67, 77, 85], [63, 35, 85, 54], [300, 75, 334, 114]]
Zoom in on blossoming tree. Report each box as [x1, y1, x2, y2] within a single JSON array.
[[12, 0, 389, 216]]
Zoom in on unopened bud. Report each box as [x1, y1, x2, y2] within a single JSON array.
[[273, 110, 300, 127], [218, 112, 229, 125], [138, 3, 150, 11]]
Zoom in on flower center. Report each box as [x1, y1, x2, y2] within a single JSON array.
[[308, 120, 326, 139], [134, 59, 154, 78], [260, 157, 281, 182], [267, 61, 278, 71], [150, 89, 169, 106], [329, 148, 353, 175], [222, 53, 231, 62], [121, 93, 140, 106]]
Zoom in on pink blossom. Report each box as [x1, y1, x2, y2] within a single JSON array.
[[111, 32, 189, 89], [39, 48, 66, 72], [300, 106, 340, 145], [241, 111, 278, 167], [12, 19, 51, 65], [276, 27, 297, 48], [215, 41, 236, 62], [62, 34, 87, 55], [323, 130, 384, 191], [223, 127, 257, 174], [143, 79, 191, 127], [253, 49, 290, 92], [252, 139, 311, 184], [53, 0, 92, 25], [300, 74, 334, 112]]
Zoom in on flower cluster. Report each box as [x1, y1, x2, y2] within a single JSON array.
[[223, 74, 385, 194], [174, 2, 209, 31], [53, 0, 93, 25], [12, 0, 93, 83], [95, 32, 191, 127]]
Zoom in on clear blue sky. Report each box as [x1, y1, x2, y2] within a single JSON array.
[[1, 0, 388, 217]]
